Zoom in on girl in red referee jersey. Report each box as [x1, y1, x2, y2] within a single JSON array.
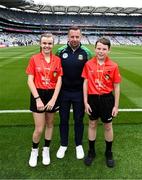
[[26, 33, 63, 167], [82, 37, 121, 168]]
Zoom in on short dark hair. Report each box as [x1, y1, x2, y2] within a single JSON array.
[[68, 26, 81, 33], [95, 37, 111, 49]]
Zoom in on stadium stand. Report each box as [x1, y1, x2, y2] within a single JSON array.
[[0, 0, 142, 46]]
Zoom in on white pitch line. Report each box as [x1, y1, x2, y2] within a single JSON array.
[[0, 109, 142, 114], [0, 110, 31, 113]]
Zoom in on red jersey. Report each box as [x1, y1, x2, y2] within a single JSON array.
[[26, 52, 63, 89], [82, 56, 121, 95]]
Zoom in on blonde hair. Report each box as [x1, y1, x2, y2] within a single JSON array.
[[40, 33, 54, 44]]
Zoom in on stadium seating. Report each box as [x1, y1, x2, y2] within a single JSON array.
[[0, 7, 142, 46]]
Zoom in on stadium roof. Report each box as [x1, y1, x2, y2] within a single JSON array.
[[0, 0, 142, 15]]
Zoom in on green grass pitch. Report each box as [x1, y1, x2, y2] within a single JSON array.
[[0, 44, 142, 179]]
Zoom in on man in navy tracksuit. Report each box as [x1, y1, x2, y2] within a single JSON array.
[[56, 26, 93, 159]]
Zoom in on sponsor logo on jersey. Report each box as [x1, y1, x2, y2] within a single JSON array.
[[36, 66, 41, 72]]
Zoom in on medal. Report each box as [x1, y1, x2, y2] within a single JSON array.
[[98, 79, 103, 87], [45, 78, 50, 85], [41, 55, 53, 86], [96, 60, 105, 91]]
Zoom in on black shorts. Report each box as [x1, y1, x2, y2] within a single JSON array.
[[88, 92, 114, 123], [30, 89, 60, 113]]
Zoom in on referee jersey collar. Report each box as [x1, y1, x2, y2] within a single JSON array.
[[40, 52, 53, 61], [93, 56, 110, 64]]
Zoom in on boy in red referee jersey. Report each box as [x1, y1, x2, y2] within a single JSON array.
[[82, 37, 121, 167]]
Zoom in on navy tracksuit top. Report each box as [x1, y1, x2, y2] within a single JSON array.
[[56, 43, 92, 92]]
